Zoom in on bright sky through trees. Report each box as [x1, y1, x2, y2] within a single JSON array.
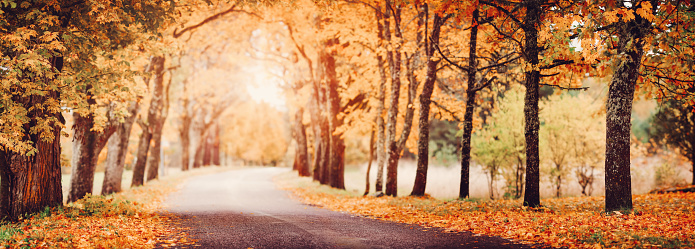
[[245, 65, 286, 111]]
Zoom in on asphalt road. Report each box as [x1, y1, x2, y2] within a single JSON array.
[[161, 167, 538, 249]]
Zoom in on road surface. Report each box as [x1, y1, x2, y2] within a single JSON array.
[[161, 167, 539, 248]]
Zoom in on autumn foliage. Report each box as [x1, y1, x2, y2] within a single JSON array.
[[281, 173, 695, 248]]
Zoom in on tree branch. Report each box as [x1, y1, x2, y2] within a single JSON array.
[[431, 99, 462, 122], [539, 83, 588, 91], [173, 4, 260, 38], [540, 59, 574, 70]]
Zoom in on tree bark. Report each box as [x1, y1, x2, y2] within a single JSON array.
[[521, 1, 542, 208], [605, 27, 644, 212], [146, 123, 164, 181], [131, 55, 165, 187], [364, 130, 375, 195], [384, 2, 402, 197], [0, 93, 64, 221], [211, 123, 221, 165], [67, 101, 117, 203], [458, 9, 480, 200], [132, 123, 153, 186], [146, 75, 170, 181], [374, 4, 388, 194], [293, 107, 311, 176], [102, 100, 139, 195], [412, 4, 445, 197], [321, 38, 345, 189]]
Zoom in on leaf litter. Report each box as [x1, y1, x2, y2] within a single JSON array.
[[277, 173, 695, 249], [0, 167, 244, 248]]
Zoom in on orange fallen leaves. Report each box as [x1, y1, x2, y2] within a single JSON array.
[[279, 174, 695, 248], [0, 176, 193, 248]]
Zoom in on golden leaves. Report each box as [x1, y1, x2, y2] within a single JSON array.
[[0, 173, 194, 249], [284, 175, 695, 248]]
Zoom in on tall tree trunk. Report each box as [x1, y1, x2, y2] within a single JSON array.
[[193, 135, 205, 168], [0, 93, 64, 221], [374, 4, 388, 194], [180, 117, 192, 171], [102, 100, 139, 195], [67, 104, 117, 203], [383, 2, 401, 197], [211, 123, 221, 166], [179, 79, 194, 171], [132, 125, 153, 186], [146, 123, 164, 181], [146, 76, 170, 181], [322, 39, 345, 189], [412, 4, 445, 197], [131, 56, 165, 187], [202, 131, 213, 166], [293, 107, 311, 176], [364, 130, 375, 195], [458, 9, 480, 199], [522, 2, 542, 208], [605, 26, 645, 212]]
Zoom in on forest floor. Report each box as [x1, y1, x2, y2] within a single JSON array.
[[277, 172, 695, 249], [0, 166, 233, 248]]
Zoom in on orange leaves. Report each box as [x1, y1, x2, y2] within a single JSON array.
[[0, 174, 193, 249], [283, 173, 695, 248]]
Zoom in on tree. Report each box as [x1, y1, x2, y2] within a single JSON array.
[[472, 86, 525, 199], [102, 100, 140, 195], [480, 0, 583, 207], [132, 56, 167, 187], [0, 0, 172, 218], [540, 93, 605, 197], [411, 3, 448, 197], [651, 100, 695, 185]]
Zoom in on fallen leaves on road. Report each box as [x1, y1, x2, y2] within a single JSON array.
[[0, 176, 194, 248], [277, 173, 695, 248]]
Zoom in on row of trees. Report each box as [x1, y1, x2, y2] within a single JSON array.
[[2, 0, 695, 221], [472, 86, 605, 199], [269, 0, 695, 212], [0, 0, 260, 221]]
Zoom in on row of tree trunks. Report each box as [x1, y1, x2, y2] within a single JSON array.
[[132, 55, 166, 187], [0, 91, 64, 221], [102, 100, 140, 195]]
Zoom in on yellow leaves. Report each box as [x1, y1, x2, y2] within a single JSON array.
[[604, 8, 635, 24], [284, 172, 695, 248], [635, 2, 655, 23], [0, 172, 196, 249]]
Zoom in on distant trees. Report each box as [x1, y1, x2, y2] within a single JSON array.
[[472, 87, 525, 199], [651, 100, 695, 185], [540, 93, 605, 198]]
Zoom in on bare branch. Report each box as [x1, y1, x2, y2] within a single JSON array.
[[173, 4, 261, 38], [539, 83, 588, 91]]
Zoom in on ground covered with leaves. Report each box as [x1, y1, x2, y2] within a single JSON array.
[[0, 167, 238, 248], [278, 173, 695, 248]]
